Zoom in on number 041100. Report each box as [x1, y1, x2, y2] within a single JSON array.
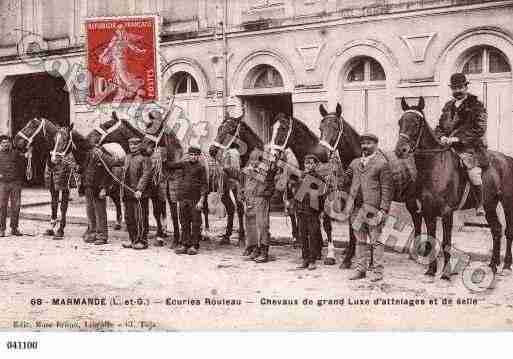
[[6, 341, 38, 350]]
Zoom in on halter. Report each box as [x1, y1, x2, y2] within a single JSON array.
[[270, 117, 293, 153], [50, 130, 76, 159], [17, 118, 46, 147], [94, 119, 122, 144], [319, 115, 344, 155], [212, 121, 241, 151]]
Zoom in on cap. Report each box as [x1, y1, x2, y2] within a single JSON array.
[[304, 153, 320, 163], [449, 73, 468, 88], [187, 146, 202, 155], [360, 133, 379, 143], [148, 110, 163, 121]]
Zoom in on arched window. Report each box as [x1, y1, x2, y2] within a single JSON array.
[[346, 57, 386, 83], [462, 46, 511, 75], [169, 71, 199, 96], [245, 64, 284, 89]]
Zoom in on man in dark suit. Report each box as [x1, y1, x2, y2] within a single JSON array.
[[344, 133, 392, 282], [121, 137, 153, 250], [435, 72, 488, 215]]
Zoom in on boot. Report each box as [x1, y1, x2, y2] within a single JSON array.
[[10, 228, 23, 236], [242, 245, 256, 257], [296, 260, 309, 269], [247, 246, 261, 261], [133, 241, 148, 250], [255, 245, 269, 263], [349, 270, 366, 280], [219, 234, 231, 245], [175, 245, 188, 254], [474, 184, 485, 216]]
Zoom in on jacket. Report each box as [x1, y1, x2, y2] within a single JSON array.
[[0, 149, 25, 182], [165, 159, 207, 202], [346, 150, 393, 213], [240, 165, 275, 202], [122, 150, 153, 200], [291, 170, 325, 215], [435, 94, 488, 166]]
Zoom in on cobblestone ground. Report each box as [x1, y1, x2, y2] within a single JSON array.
[[1, 218, 513, 331]]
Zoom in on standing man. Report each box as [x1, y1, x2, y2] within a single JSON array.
[[0, 135, 25, 237], [344, 134, 392, 282], [165, 146, 208, 255], [121, 137, 153, 250], [435, 72, 488, 215]]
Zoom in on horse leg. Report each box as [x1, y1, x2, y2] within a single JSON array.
[[55, 190, 70, 239], [234, 188, 245, 242], [152, 196, 165, 243], [405, 199, 423, 255], [220, 190, 234, 243], [323, 216, 336, 265], [46, 187, 59, 236], [202, 193, 210, 234], [340, 222, 356, 269], [484, 200, 502, 274], [109, 189, 122, 230], [440, 212, 453, 280], [502, 202, 513, 271], [424, 216, 438, 276]]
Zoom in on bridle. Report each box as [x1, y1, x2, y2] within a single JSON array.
[[319, 115, 344, 156], [270, 116, 293, 153], [93, 119, 122, 144], [398, 109, 425, 154], [17, 118, 47, 149], [51, 129, 76, 160], [212, 120, 241, 151]]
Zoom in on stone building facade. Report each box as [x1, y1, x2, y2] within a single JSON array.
[[1, 0, 512, 176]]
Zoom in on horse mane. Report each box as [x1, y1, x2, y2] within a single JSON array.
[[338, 119, 362, 167], [240, 121, 264, 149], [291, 116, 318, 144]]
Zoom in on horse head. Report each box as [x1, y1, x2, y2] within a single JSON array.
[[395, 97, 426, 158], [208, 111, 244, 160], [269, 112, 293, 157], [319, 103, 343, 156], [51, 123, 75, 164], [14, 118, 47, 152]]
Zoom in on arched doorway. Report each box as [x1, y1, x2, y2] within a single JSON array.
[[342, 56, 391, 148], [240, 64, 292, 143], [457, 46, 512, 154], [11, 73, 70, 186]]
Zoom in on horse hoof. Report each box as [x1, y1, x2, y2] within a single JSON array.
[[324, 257, 336, 266], [441, 274, 451, 281], [501, 268, 512, 276], [424, 270, 436, 277], [114, 224, 122, 230], [45, 229, 55, 236], [154, 239, 164, 247], [53, 235, 63, 241], [339, 261, 351, 270]]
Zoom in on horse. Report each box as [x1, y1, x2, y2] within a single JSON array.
[[52, 113, 183, 243], [209, 112, 264, 244], [13, 118, 103, 239], [317, 103, 420, 268], [395, 97, 513, 278], [269, 112, 348, 265]]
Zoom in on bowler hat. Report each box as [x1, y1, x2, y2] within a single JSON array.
[[360, 133, 379, 143], [449, 73, 468, 88], [304, 153, 319, 163]]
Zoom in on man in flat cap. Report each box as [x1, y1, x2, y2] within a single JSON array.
[[344, 133, 392, 281], [121, 137, 153, 250], [165, 145, 208, 255], [435, 72, 488, 215], [293, 153, 325, 270]]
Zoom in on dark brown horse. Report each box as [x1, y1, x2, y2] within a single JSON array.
[[317, 103, 420, 268], [395, 97, 513, 277], [209, 113, 264, 243], [13, 118, 100, 239]]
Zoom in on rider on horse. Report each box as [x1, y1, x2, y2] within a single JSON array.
[[435, 72, 488, 215]]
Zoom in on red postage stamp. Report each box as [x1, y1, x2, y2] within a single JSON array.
[[86, 15, 159, 105]]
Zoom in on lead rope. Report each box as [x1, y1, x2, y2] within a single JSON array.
[[25, 146, 33, 181]]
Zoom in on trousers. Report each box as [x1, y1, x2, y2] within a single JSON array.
[[244, 197, 270, 247], [0, 181, 21, 231], [179, 199, 201, 249], [124, 198, 149, 244], [354, 222, 385, 276], [85, 188, 108, 239], [296, 211, 322, 263]]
